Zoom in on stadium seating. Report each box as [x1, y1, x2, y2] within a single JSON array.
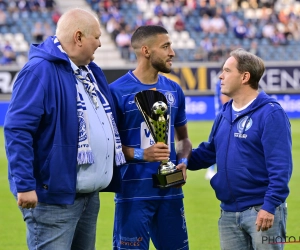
[[85, 0, 300, 63], [1, 0, 300, 66], [0, 1, 57, 66]]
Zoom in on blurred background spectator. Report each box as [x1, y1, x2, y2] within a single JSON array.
[[233, 20, 247, 39], [1, 40, 16, 65], [174, 13, 185, 32], [0, 8, 7, 27], [115, 25, 131, 60], [32, 22, 45, 43]]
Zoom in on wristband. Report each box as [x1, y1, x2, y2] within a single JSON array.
[[178, 158, 188, 166], [134, 148, 144, 160]]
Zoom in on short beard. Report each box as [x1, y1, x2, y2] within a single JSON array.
[[151, 58, 171, 73]]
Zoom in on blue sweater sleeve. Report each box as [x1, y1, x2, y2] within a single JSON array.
[[261, 109, 292, 214], [4, 68, 44, 192], [188, 115, 221, 170], [188, 142, 216, 170]]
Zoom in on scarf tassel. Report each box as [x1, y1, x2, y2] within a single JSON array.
[[77, 151, 95, 165]]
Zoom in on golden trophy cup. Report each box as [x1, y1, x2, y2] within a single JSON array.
[[135, 90, 185, 188]]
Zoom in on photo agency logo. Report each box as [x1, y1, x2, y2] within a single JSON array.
[[262, 236, 300, 245]]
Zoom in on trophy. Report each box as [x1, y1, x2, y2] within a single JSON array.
[[135, 90, 185, 188]]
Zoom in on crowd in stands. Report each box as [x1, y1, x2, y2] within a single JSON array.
[[0, 0, 59, 66], [87, 0, 300, 62], [1, 0, 300, 65]]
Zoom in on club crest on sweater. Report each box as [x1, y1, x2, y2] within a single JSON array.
[[235, 116, 253, 138]]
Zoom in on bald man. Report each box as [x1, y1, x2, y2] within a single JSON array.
[[4, 8, 125, 250]]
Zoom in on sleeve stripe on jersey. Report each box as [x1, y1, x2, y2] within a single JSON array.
[[125, 109, 139, 113], [121, 92, 138, 97], [124, 144, 141, 147], [120, 127, 140, 132]]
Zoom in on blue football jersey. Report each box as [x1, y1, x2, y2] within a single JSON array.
[[109, 71, 187, 202]]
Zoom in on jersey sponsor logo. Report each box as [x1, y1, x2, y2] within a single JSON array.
[[140, 122, 155, 149], [165, 91, 176, 106], [234, 116, 252, 139]]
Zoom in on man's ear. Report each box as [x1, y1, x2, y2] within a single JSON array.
[[141, 45, 150, 58], [242, 72, 250, 83], [74, 30, 83, 47]]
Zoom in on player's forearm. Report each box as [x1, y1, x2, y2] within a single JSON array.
[[122, 145, 135, 160]]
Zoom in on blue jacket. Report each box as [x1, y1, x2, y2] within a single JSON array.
[[188, 91, 292, 214], [4, 36, 119, 205]]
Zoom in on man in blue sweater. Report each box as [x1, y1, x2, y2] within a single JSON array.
[[4, 8, 125, 250], [186, 48, 292, 250]]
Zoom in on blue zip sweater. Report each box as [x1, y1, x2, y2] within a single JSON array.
[[4, 36, 118, 205], [188, 91, 292, 214]]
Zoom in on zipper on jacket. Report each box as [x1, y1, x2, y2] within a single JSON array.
[[224, 123, 237, 210]]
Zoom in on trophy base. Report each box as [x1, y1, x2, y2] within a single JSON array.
[[152, 169, 185, 188]]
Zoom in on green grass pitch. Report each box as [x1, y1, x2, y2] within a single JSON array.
[[0, 120, 299, 249]]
